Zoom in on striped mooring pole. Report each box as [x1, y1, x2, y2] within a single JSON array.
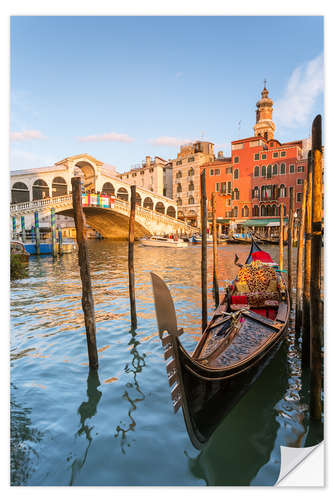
[[12, 216, 16, 239], [34, 211, 40, 255], [58, 227, 63, 255], [51, 208, 57, 257], [21, 216, 26, 242]]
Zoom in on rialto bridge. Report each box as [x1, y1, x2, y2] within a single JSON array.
[[10, 154, 196, 239]]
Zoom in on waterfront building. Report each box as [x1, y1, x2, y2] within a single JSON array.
[[171, 141, 215, 227], [202, 85, 311, 234], [118, 155, 172, 198]]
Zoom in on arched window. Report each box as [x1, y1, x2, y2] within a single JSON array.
[[143, 197, 153, 210], [176, 170, 182, 179], [272, 204, 277, 216], [188, 167, 194, 176], [261, 205, 266, 216], [167, 206, 176, 218], [11, 182, 29, 204], [261, 186, 266, 200], [252, 205, 259, 217], [242, 206, 249, 217], [176, 198, 182, 206], [273, 163, 278, 175], [254, 166, 259, 177], [261, 165, 266, 177], [233, 206, 238, 217], [177, 183, 182, 193], [279, 184, 286, 198], [266, 205, 272, 216], [188, 181, 194, 191], [102, 182, 115, 196], [188, 196, 194, 205], [280, 163, 286, 175], [234, 169, 239, 179], [253, 186, 259, 199], [117, 187, 129, 201], [267, 164, 272, 179], [32, 179, 49, 200], [52, 177, 67, 197], [233, 188, 239, 200], [155, 202, 165, 214]]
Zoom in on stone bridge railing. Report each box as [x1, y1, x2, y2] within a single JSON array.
[[10, 194, 196, 235]]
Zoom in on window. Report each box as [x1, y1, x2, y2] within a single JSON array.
[[254, 153, 260, 161], [261, 165, 266, 177], [279, 184, 286, 198], [273, 163, 278, 175], [297, 179, 304, 185], [297, 193, 302, 202], [234, 169, 239, 179], [261, 205, 266, 216], [298, 165, 305, 172], [215, 169, 220, 175], [176, 170, 182, 179], [176, 198, 182, 206], [252, 205, 259, 217], [188, 181, 194, 191], [273, 152, 278, 158], [177, 183, 182, 193], [233, 206, 238, 217], [233, 188, 239, 200], [188, 167, 194, 176], [227, 199, 231, 206], [188, 196, 195, 205], [216, 182, 221, 192], [261, 153, 267, 160], [188, 157, 194, 162], [253, 186, 259, 199], [280, 163, 286, 175], [290, 164, 295, 173], [242, 206, 249, 217], [226, 167, 233, 174], [210, 169, 214, 176], [234, 156, 239, 163], [270, 142, 274, 147], [267, 164, 272, 179], [281, 151, 286, 157], [222, 182, 226, 193], [227, 181, 232, 194], [254, 166, 259, 177], [176, 160, 182, 165]]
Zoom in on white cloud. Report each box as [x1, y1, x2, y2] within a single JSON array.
[[275, 53, 324, 128], [78, 132, 135, 143], [10, 130, 47, 141], [148, 136, 192, 147]]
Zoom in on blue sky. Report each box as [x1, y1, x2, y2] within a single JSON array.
[[10, 16, 324, 173]]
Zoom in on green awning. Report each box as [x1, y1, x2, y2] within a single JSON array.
[[240, 218, 288, 227]]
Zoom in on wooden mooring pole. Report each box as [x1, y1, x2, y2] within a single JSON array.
[[310, 115, 323, 421], [200, 170, 208, 332], [295, 179, 307, 333], [279, 203, 284, 270], [302, 151, 313, 367], [288, 187, 294, 308], [128, 185, 137, 330], [211, 192, 219, 307], [71, 177, 99, 371]]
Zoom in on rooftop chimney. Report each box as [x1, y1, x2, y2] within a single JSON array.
[[146, 156, 151, 168]]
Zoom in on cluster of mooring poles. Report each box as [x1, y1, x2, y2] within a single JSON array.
[[287, 115, 323, 421], [70, 178, 138, 371]]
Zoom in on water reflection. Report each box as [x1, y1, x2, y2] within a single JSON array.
[[114, 328, 146, 454], [10, 384, 44, 485], [69, 370, 102, 485]]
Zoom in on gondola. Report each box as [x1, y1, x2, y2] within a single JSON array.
[[150, 239, 289, 449]]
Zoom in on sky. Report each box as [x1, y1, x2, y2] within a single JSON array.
[[10, 15, 324, 173]]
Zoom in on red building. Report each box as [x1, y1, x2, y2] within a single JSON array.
[[202, 85, 310, 234]]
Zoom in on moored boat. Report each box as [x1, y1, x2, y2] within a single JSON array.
[[140, 236, 188, 248], [150, 239, 289, 449]]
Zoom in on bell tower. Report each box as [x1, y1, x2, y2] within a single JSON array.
[[253, 82, 276, 141]]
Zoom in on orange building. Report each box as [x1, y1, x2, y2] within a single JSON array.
[[201, 85, 310, 234]]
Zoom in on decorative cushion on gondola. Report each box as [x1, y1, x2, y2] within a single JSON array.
[[237, 261, 278, 294], [231, 295, 247, 305], [246, 291, 280, 307], [234, 280, 250, 293], [264, 300, 279, 307]]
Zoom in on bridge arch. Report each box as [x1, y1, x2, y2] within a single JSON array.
[[166, 206, 176, 218], [143, 196, 153, 210], [74, 160, 96, 191], [155, 201, 165, 215], [102, 182, 115, 195], [136, 192, 142, 206], [52, 176, 67, 197], [117, 187, 129, 202], [11, 181, 30, 204], [33, 179, 49, 200]]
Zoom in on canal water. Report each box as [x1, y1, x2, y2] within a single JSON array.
[[10, 241, 323, 486]]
